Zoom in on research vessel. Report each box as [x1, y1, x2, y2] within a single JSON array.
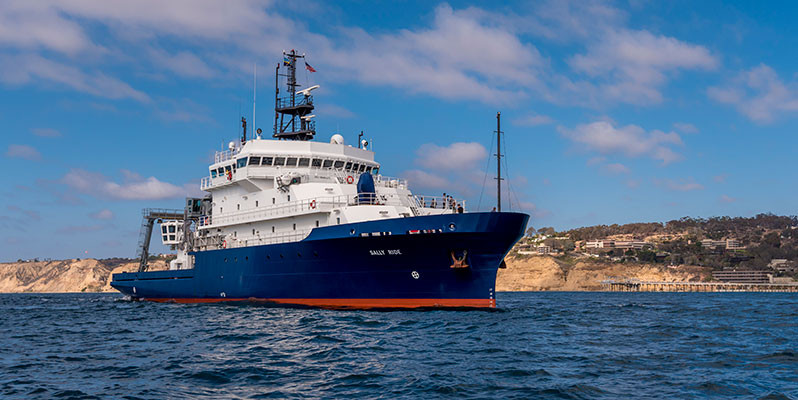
[[111, 50, 528, 308]]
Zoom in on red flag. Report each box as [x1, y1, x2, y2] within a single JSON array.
[[305, 62, 316, 73]]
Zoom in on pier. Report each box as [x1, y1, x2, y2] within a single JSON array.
[[601, 279, 798, 292]]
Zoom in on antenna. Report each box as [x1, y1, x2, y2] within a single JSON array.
[[252, 64, 257, 139], [358, 131, 364, 149], [496, 112, 503, 212]]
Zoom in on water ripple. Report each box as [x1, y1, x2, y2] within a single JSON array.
[[1, 292, 797, 399]]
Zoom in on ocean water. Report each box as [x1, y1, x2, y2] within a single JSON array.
[[1, 293, 796, 399]]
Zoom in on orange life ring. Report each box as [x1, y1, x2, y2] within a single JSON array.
[[310, 199, 317, 209], [346, 175, 354, 184]]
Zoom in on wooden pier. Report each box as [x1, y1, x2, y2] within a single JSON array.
[[601, 279, 798, 292]]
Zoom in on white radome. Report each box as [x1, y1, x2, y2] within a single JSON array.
[[330, 134, 344, 145]]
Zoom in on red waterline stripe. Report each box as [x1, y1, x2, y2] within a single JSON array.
[[145, 297, 495, 309]]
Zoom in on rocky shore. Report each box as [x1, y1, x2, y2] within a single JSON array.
[[0, 258, 167, 293]]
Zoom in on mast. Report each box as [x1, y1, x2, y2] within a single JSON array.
[[273, 49, 316, 140], [496, 112, 503, 212]]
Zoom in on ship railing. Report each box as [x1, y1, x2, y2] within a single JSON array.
[[193, 229, 313, 250], [412, 195, 466, 212], [214, 147, 241, 164], [373, 174, 408, 189], [198, 193, 414, 228], [275, 95, 313, 109]]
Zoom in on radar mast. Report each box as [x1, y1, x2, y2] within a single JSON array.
[[273, 49, 316, 140]]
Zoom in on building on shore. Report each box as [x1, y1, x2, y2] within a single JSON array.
[[768, 259, 798, 273], [585, 240, 650, 251], [712, 270, 771, 283], [701, 238, 744, 251]]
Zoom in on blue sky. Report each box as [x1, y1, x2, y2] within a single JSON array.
[[2, 0, 798, 260]]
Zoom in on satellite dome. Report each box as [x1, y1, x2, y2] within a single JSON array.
[[330, 134, 344, 145]]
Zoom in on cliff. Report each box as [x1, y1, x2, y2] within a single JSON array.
[[496, 255, 712, 291], [1, 255, 711, 293], [0, 259, 168, 293]]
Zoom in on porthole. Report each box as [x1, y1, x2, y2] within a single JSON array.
[[245, 256, 249, 261], [280, 254, 284, 259], [224, 258, 228, 262], [350, 229, 356, 235], [313, 251, 319, 257], [448, 223, 456, 231], [266, 255, 271, 260], [297, 252, 302, 258]]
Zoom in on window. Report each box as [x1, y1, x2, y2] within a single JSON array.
[[162, 235, 167, 241], [161, 226, 167, 234], [358, 164, 366, 172], [248, 156, 261, 166], [311, 158, 322, 168], [272, 226, 275, 233], [352, 163, 360, 172], [273, 157, 285, 166], [234, 231, 237, 237], [261, 157, 273, 166], [169, 235, 175, 241], [345, 162, 353, 171], [285, 157, 298, 167], [336, 217, 340, 224], [372, 167, 379, 175], [334, 160, 345, 169], [293, 223, 296, 230], [224, 165, 231, 174], [220, 207, 223, 213], [168, 226, 176, 233], [211, 170, 217, 178], [217, 167, 224, 176], [322, 159, 333, 169], [315, 220, 319, 227], [298, 158, 310, 167], [365, 166, 373, 173], [287, 195, 290, 201], [255, 201, 258, 207], [236, 158, 248, 168], [237, 204, 240, 211], [272, 198, 275, 204], [252, 229, 255, 235]]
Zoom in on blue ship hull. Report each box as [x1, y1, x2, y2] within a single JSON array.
[[111, 212, 528, 309]]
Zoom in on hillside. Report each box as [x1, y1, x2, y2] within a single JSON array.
[[0, 258, 168, 293], [497, 255, 711, 291]]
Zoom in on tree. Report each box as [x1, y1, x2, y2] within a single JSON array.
[[525, 227, 536, 237]]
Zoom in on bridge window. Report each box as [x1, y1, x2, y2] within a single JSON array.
[[224, 165, 231, 174], [211, 170, 217, 178], [298, 158, 310, 167], [365, 166, 372, 173], [345, 162, 353, 171], [261, 157, 273, 166], [248, 156, 261, 166], [169, 235, 175, 241], [285, 157, 298, 167], [334, 160, 345, 169], [358, 164, 366, 172], [168, 225, 176, 233], [273, 157, 285, 166], [162, 226, 167, 234], [311, 158, 322, 168], [322, 159, 333, 169], [351, 163, 360, 172], [372, 167, 379, 175], [236, 158, 248, 168], [162, 235, 167, 241]]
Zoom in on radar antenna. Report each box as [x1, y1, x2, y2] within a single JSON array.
[[273, 50, 317, 140]]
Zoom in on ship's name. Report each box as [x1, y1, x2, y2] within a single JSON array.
[[369, 249, 402, 256]]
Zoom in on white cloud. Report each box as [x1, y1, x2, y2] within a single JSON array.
[[402, 169, 450, 191], [720, 194, 736, 203], [558, 120, 683, 164], [673, 122, 699, 134], [5, 144, 41, 161], [89, 209, 114, 220], [0, 54, 149, 102], [31, 128, 61, 137], [513, 114, 554, 126], [708, 64, 798, 123], [316, 104, 356, 119], [61, 168, 192, 200], [659, 178, 704, 192], [601, 163, 630, 175], [567, 29, 718, 105], [415, 142, 488, 171]]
